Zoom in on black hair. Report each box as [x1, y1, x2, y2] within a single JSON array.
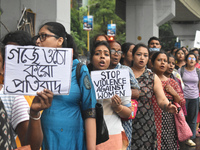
[[148, 36, 160, 46], [167, 53, 175, 60], [151, 51, 168, 65], [181, 46, 188, 51], [132, 43, 149, 57], [190, 48, 199, 54], [87, 41, 110, 73], [93, 34, 108, 42], [0, 43, 5, 68], [39, 22, 78, 59], [185, 52, 197, 65], [170, 47, 178, 54], [175, 48, 185, 60], [120, 42, 135, 64], [108, 40, 121, 47], [2, 30, 33, 46]]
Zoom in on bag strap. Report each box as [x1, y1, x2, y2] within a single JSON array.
[[196, 67, 200, 81], [180, 66, 184, 78], [76, 62, 84, 86]]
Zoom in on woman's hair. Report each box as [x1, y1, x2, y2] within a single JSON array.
[[132, 43, 149, 57], [87, 41, 110, 72], [0, 43, 5, 68], [2, 30, 33, 46], [181, 46, 188, 51], [167, 53, 175, 60], [93, 34, 108, 42], [120, 42, 135, 64], [39, 22, 78, 59], [175, 48, 185, 60], [185, 52, 197, 65], [151, 51, 168, 65]]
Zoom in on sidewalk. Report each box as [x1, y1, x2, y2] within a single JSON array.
[[179, 137, 200, 150]]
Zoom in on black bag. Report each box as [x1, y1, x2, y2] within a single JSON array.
[[76, 62, 109, 145], [95, 103, 109, 145]]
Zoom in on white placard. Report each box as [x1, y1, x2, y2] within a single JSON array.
[[194, 30, 200, 48], [91, 69, 131, 100], [4, 45, 73, 95]]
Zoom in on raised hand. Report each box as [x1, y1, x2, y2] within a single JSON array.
[[111, 95, 121, 108], [30, 89, 53, 113]]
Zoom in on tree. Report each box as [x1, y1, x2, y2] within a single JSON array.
[[159, 22, 177, 51], [71, 0, 126, 55]]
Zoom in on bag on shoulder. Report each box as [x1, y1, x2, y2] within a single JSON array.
[[76, 62, 109, 145], [173, 102, 193, 142]]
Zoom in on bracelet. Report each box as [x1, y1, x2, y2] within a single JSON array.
[[116, 105, 124, 114], [28, 109, 41, 120]]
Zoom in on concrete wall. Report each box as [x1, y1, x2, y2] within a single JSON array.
[[0, 0, 70, 38], [171, 23, 200, 49], [126, 0, 175, 45]]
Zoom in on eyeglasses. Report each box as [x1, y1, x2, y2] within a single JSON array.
[[35, 34, 59, 42], [110, 49, 123, 55], [188, 57, 196, 61]]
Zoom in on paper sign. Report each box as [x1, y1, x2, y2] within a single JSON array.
[[194, 30, 200, 48], [83, 15, 93, 31], [91, 69, 131, 100], [107, 24, 116, 36], [4, 45, 73, 95]]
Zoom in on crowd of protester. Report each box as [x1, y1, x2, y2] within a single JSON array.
[[0, 21, 200, 150]]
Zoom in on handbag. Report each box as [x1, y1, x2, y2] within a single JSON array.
[[76, 63, 109, 145], [173, 102, 193, 142], [96, 103, 109, 145]]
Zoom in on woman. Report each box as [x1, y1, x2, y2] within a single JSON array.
[[164, 53, 186, 115], [151, 51, 184, 150], [178, 52, 200, 147], [88, 41, 132, 150], [35, 22, 96, 150], [175, 49, 186, 70], [120, 42, 135, 67], [131, 44, 177, 150]]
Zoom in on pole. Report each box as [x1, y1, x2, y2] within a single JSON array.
[[87, 7, 90, 53], [86, 6, 90, 64]]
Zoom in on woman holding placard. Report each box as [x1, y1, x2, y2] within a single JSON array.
[[87, 41, 132, 150], [35, 22, 96, 150], [130, 43, 178, 150]]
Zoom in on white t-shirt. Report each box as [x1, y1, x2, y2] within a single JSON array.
[[0, 86, 29, 131]]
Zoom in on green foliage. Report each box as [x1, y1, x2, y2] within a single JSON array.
[[159, 22, 176, 51], [71, 0, 126, 55]]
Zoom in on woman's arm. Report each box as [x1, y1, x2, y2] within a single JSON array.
[[165, 84, 181, 103], [111, 95, 132, 118], [25, 89, 53, 150], [153, 75, 177, 114], [85, 118, 96, 150]]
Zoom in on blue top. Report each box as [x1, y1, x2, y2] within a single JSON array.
[[41, 59, 96, 150]]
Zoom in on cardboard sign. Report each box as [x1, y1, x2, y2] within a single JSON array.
[[91, 69, 131, 100], [194, 30, 200, 48], [4, 45, 73, 95], [83, 15, 93, 31], [107, 24, 116, 36]]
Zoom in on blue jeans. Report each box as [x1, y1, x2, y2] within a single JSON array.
[[185, 97, 199, 139]]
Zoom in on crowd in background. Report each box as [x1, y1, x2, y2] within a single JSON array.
[[0, 21, 199, 150]]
